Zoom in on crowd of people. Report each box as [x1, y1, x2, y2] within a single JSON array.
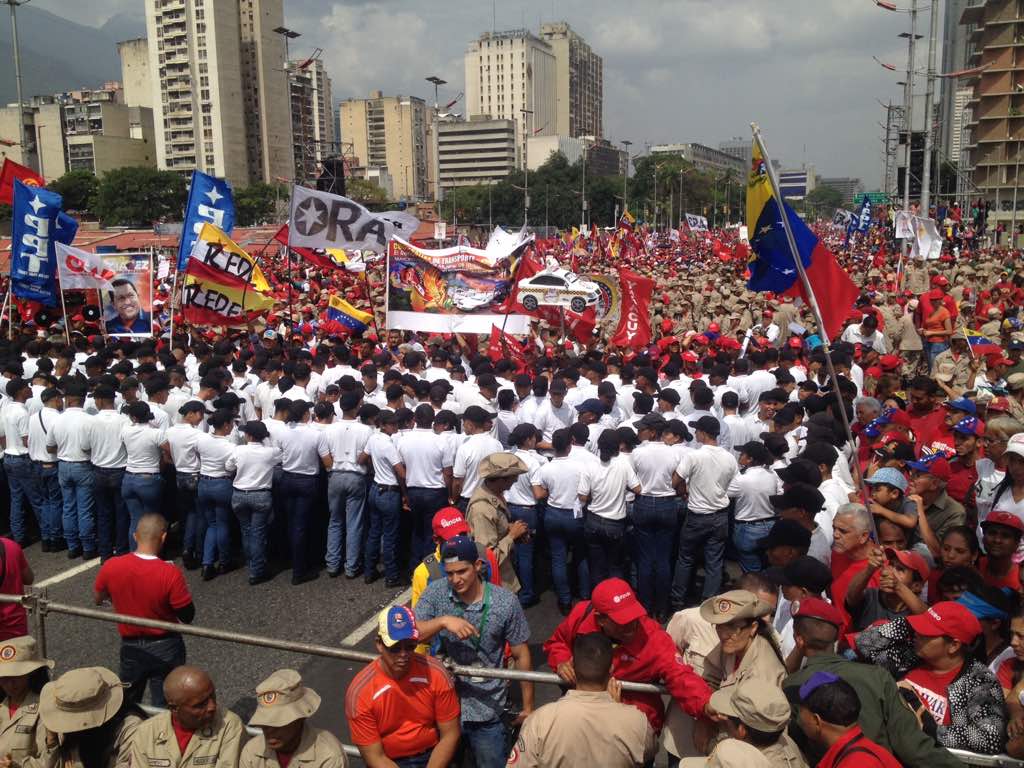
[[0, 207, 1024, 766]]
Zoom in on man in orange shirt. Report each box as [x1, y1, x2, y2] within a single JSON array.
[[345, 606, 461, 768]]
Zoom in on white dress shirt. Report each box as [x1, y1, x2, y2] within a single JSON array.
[[195, 432, 236, 477], [27, 407, 59, 462], [322, 418, 372, 474], [398, 428, 451, 489], [2, 402, 29, 456], [165, 423, 201, 474], [87, 410, 130, 469], [366, 431, 402, 486], [533, 400, 574, 442], [453, 433, 503, 499], [675, 446, 738, 514], [727, 466, 778, 522], [48, 407, 93, 462], [226, 444, 281, 491], [276, 423, 326, 475], [121, 423, 166, 474], [631, 441, 680, 497]]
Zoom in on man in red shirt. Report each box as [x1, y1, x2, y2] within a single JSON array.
[[797, 672, 901, 767], [543, 577, 715, 733], [345, 605, 460, 767], [94, 513, 194, 707], [830, 504, 880, 632], [907, 377, 947, 452]]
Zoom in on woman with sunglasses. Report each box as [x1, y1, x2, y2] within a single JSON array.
[[975, 416, 1023, 523]]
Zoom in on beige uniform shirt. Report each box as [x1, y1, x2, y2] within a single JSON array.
[[761, 732, 809, 767], [888, 315, 923, 352], [129, 710, 244, 768], [509, 690, 656, 768], [28, 713, 141, 768], [932, 349, 979, 389], [239, 727, 347, 768], [0, 692, 46, 765], [466, 485, 520, 593]]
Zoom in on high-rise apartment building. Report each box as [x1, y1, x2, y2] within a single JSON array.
[[118, 38, 152, 109], [238, 0, 292, 185], [290, 58, 334, 183], [464, 29, 557, 161], [438, 117, 518, 188], [538, 22, 602, 139], [959, 0, 1024, 239], [339, 91, 428, 200], [144, 0, 250, 187], [940, 0, 972, 163]]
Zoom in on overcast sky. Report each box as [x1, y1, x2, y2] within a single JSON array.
[[36, 0, 940, 188]]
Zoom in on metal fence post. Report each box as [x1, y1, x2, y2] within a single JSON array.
[[29, 587, 47, 657]]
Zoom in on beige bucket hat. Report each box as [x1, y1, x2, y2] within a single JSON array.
[[39, 667, 126, 734], [248, 669, 320, 728], [0, 636, 54, 678]]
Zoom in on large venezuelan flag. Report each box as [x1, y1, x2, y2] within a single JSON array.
[[745, 139, 858, 340], [326, 295, 373, 333]]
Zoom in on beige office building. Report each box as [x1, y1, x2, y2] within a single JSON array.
[[238, 0, 292, 184], [290, 58, 334, 183], [339, 91, 428, 200], [118, 38, 153, 109], [464, 29, 557, 162], [438, 117, 517, 188], [144, 0, 250, 187], [538, 22, 602, 139]]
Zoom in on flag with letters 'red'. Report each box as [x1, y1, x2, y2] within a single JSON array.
[[326, 295, 373, 333], [185, 223, 270, 292], [745, 139, 858, 340]]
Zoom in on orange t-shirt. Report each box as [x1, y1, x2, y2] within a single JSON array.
[[923, 306, 951, 344], [345, 655, 460, 759]]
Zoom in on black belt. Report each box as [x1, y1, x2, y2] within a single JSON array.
[[374, 483, 399, 490], [126, 471, 160, 476], [122, 632, 182, 643], [735, 517, 777, 525], [199, 474, 230, 480], [60, 459, 90, 463], [233, 487, 271, 493]]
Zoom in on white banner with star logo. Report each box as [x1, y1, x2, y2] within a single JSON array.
[[288, 185, 420, 254]]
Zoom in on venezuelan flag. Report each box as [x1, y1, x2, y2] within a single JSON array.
[[963, 328, 1002, 356], [327, 295, 373, 333], [745, 138, 858, 340]]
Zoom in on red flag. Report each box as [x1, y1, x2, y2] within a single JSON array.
[[497, 250, 544, 313], [782, 245, 859, 341], [488, 325, 527, 368], [611, 268, 656, 348], [273, 223, 348, 272], [0, 159, 45, 206]]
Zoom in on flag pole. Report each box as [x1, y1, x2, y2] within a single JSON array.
[[57, 285, 71, 346], [168, 270, 179, 351], [750, 123, 867, 499]]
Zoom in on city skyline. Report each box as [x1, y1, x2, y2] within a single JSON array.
[[26, 0, 934, 189]]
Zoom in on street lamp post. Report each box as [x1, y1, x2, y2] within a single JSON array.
[[621, 139, 632, 214], [7, 0, 31, 170], [425, 75, 446, 205], [581, 142, 588, 229], [273, 26, 302, 179], [521, 108, 533, 225]]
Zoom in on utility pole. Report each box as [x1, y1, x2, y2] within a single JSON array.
[[653, 161, 658, 231], [581, 141, 587, 230], [7, 0, 31, 170], [621, 140, 632, 213], [899, 1, 919, 263], [919, 0, 938, 216], [521, 108, 533, 226]]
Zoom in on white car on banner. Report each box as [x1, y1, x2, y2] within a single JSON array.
[[517, 269, 600, 313]]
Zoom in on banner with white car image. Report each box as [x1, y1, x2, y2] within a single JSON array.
[[385, 236, 532, 334]]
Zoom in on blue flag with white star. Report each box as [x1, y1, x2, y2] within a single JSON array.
[[177, 170, 234, 271], [10, 179, 66, 305]]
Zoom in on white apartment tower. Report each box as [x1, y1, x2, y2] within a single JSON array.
[[464, 29, 557, 164], [238, 0, 293, 185], [144, 0, 249, 187], [538, 22, 602, 139]]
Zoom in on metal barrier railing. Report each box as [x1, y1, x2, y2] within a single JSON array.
[[4, 589, 1021, 767]]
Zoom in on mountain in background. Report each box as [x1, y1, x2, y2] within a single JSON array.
[[0, 5, 146, 105]]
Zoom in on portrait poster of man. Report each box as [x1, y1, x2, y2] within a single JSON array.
[[99, 253, 154, 337]]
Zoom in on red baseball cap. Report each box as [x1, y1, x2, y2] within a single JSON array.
[[883, 547, 930, 581], [591, 578, 646, 624], [887, 409, 913, 429], [981, 511, 1024, 535], [707, 323, 721, 333], [788, 337, 803, 349], [431, 507, 470, 541], [879, 354, 902, 371], [931, 275, 950, 287], [660, 319, 673, 332], [790, 597, 844, 628], [682, 351, 699, 363], [907, 602, 982, 643]]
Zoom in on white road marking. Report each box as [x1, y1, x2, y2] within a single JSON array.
[[340, 586, 412, 647], [36, 558, 101, 587]]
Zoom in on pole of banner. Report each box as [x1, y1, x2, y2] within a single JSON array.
[[0, 290, 9, 340], [751, 123, 868, 502], [359, 262, 383, 340], [168, 270, 179, 351], [57, 285, 71, 346]]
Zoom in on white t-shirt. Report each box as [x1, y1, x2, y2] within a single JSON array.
[[165, 423, 201, 474], [453, 433, 503, 499], [537, 455, 585, 510], [505, 449, 546, 507], [398, 428, 450, 489], [366, 431, 402, 486], [674, 445, 738, 514], [631, 441, 680, 497], [727, 466, 778, 522], [578, 454, 639, 520], [227, 443, 282, 491], [120, 423, 166, 474]]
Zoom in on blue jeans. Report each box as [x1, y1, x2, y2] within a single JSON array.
[[584, 513, 627, 584], [92, 466, 127, 557], [631, 495, 679, 617], [3, 455, 42, 543], [407, 486, 449, 565], [198, 477, 234, 567], [232, 489, 272, 579], [121, 473, 163, 551], [280, 472, 317, 576], [35, 463, 62, 542], [176, 473, 204, 555], [732, 519, 775, 573], [461, 719, 509, 768], [926, 341, 950, 370], [58, 460, 96, 553], [671, 509, 728, 610], [508, 503, 538, 605], [545, 505, 590, 606], [394, 753, 431, 768], [365, 483, 401, 581], [119, 634, 186, 707], [327, 471, 367, 575]]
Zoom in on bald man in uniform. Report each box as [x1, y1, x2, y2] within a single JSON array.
[[129, 666, 244, 768]]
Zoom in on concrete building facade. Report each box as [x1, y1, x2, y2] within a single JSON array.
[[144, 0, 250, 187], [650, 142, 746, 176], [339, 91, 428, 200], [290, 59, 334, 183], [941, 0, 972, 164], [464, 29, 557, 161], [779, 167, 816, 200], [438, 117, 517, 188], [526, 134, 583, 169], [238, 0, 292, 185], [538, 22, 602, 139], [718, 137, 752, 169], [118, 38, 153, 109], [817, 176, 864, 205]]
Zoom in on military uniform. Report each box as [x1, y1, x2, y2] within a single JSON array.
[[680, 738, 772, 767], [465, 453, 527, 593], [509, 689, 656, 768], [240, 729, 344, 768], [931, 347, 978, 389], [707, 677, 807, 768], [128, 709, 244, 768], [0, 637, 53, 764], [1007, 374, 1024, 422]]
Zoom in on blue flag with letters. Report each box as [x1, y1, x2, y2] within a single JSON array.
[[177, 170, 234, 271], [857, 194, 872, 233], [10, 179, 68, 306]]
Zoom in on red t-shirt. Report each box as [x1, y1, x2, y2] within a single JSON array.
[[0, 539, 29, 640], [831, 553, 881, 632], [345, 655, 460, 759], [978, 556, 1023, 593], [276, 754, 292, 768], [171, 717, 194, 755], [904, 663, 962, 725], [946, 459, 978, 508], [908, 408, 946, 455], [997, 657, 1018, 691], [819, 725, 902, 768], [93, 553, 193, 638]]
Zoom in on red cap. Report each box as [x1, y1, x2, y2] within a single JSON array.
[[910, 455, 951, 481], [989, 356, 1015, 367], [988, 397, 1012, 414], [682, 351, 699, 362], [931, 275, 950, 287], [883, 547, 930, 581], [694, 334, 709, 345], [879, 354, 901, 371], [432, 507, 470, 541], [981, 511, 1024, 534], [907, 602, 982, 643], [788, 337, 803, 349], [707, 323, 720, 333], [790, 597, 844, 628], [865, 366, 883, 379], [660, 319, 673, 333], [763, 309, 773, 319], [590, 578, 646, 624]]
